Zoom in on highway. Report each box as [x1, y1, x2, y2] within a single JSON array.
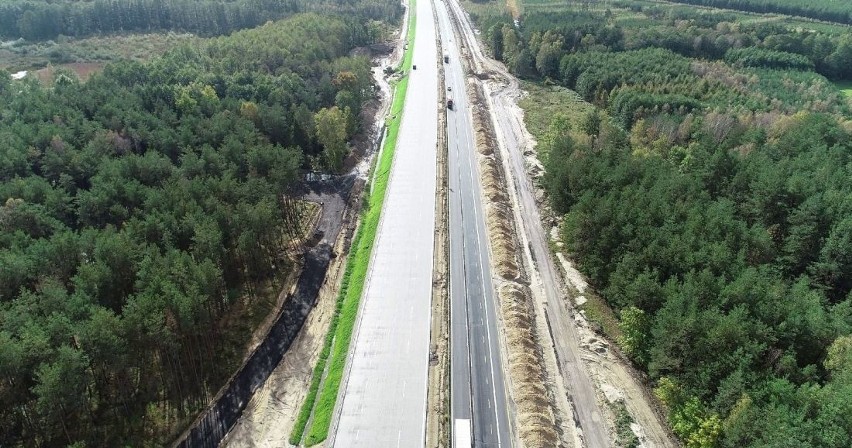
[[436, 0, 512, 446], [442, 0, 612, 445], [330, 0, 439, 445]]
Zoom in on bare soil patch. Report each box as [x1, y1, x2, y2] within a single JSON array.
[[35, 62, 105, 83]]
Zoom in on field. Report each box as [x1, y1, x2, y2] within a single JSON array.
[[836, 81, 852, 97], [33, 62, 105, 82], [518, 82, 595, 150], [1, 32, 199, 80], [519, 0, 851, 31]]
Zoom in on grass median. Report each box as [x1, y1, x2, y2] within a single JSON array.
[[289, 2, 417, 445]]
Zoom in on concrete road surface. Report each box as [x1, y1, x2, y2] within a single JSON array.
[[436, 0, 512, 446], [330, 0, 439, 446]]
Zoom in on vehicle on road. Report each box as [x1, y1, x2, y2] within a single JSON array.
[[453, 419, 471, 448], [448, 86, 452, 91], [413, 64, 417, 70], [447, 97, 454, 109], [444, 53, 450, 63]]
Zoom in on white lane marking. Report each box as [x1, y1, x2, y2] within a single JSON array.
[[456, 41, 505, 446]]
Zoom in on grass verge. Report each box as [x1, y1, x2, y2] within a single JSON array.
[[578, 291, 622, 343], [288, 3, 417, 446]]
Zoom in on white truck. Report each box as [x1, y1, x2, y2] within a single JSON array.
[[453, 419, 471, 447]]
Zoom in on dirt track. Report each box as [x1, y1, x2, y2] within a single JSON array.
[[426, 7, 450, 445]]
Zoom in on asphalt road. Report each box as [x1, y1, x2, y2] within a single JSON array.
[[442, 0, 611, 445], [436, 0, 512, 446], [330, 0, 439, 445]]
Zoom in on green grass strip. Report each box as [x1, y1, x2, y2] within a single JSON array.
[[289, 3, 417, 446], [835, 80, 852, 97]]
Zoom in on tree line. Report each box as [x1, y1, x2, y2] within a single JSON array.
[[0, 6, 394, 445], [0, 0, 296, 40], [0, 0, 402, 41], [489, 7, 852, 81], [657, 0, 852, 25]]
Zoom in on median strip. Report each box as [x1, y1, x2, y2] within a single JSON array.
[[289, 3, 418, 445]]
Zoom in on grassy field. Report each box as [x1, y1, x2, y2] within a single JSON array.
[[289, 3, 417, 446], [518, 0, 850, 34], [836, 81, 852, 97], [33, 62, 105, 82], [0, 32, 198, 76], [460, 0, 511, 33], [519, 81, 593, 136], [518, 81, 598, 158]]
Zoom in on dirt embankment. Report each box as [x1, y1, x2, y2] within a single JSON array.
[[219, 177, 360, 448], [427, 6, 451, 446], [467, 77, 559, 447]]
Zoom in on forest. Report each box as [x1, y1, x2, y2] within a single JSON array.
[[0, 0, 294, 40], [486, 1, 852, 447], [488, 5, 852, 81], [0, 0, 402, 41], [661, 0, 852, 26], [0, 3, 396, 445]]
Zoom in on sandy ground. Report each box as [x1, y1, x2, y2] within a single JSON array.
[[446, 0, 678, 446], [554, 248, 675, 448], [220, 249, 342, 447]]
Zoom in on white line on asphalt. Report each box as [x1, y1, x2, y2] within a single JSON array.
[[463, 69, 505, 448]]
